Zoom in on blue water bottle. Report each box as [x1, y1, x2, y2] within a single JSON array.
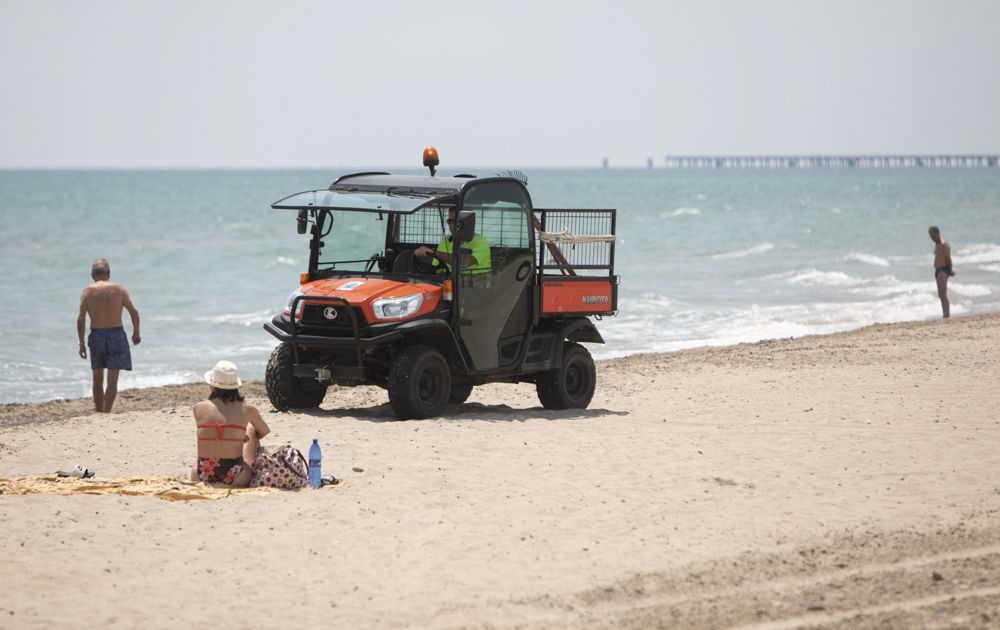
[[308, 439, 322, 488]]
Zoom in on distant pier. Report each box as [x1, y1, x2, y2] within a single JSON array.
[[663, 155, 1000, 169]]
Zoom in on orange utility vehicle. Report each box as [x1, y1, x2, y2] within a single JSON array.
[[264, 149, 618, 419]]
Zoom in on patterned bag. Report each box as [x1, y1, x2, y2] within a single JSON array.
[[250, 445, 309, 489]]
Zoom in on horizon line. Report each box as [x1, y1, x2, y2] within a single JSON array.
[[3, 153, 1000, 172]]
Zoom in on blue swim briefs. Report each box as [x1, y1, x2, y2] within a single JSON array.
[[88, 327, 132, 371], [935, 266, 953, 279]]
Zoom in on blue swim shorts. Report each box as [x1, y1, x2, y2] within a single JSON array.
[[88, 327, 132, 371]]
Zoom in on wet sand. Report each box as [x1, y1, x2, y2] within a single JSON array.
[[1, 314, 999, 628]]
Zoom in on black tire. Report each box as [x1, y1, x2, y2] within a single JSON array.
[[265, 343, 328, 411], [448, 381, 474, 405], [388, 345, 451, 419], [536, 342, 596, 410]]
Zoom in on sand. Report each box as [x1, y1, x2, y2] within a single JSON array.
[[1, 314, 999, 628]]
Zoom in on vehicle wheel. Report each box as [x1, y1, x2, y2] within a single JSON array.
[[265, 343, 328, 411], [388, 345, 451, 419], [448, 381, 474, 405], [536, 342, 596, 410]]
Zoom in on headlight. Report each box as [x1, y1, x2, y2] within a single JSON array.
[[281, 289, 304, 321], [372, 293, 424, 320]]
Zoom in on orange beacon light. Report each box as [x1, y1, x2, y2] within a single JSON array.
[[423, 146, 439, 176]]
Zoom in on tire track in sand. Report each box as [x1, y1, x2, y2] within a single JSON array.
[[463, 522, 1000, 629], [735, 586, 1000, 629]]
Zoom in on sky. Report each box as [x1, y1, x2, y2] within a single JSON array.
[[1, 0, 998, 168]]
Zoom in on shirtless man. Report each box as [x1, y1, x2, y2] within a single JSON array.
[[928, 226, 956, 319], [77, 258, 141, 412]]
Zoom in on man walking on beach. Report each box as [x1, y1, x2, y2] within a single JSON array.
[[929, 226, 956, 319], [77, 258, 141, 412]]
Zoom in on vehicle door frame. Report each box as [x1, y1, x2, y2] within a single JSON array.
[[450, 177, 537, 372]]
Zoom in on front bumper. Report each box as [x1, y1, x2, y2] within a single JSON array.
[[264, 320, 402, 348]]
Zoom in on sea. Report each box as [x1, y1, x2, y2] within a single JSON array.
[[2, 167, 999, 404]]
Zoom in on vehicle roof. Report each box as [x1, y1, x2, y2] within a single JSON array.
[[272, 172, 525, 214]]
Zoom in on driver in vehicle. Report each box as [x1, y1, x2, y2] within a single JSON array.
[[415, 210, 491, 275]]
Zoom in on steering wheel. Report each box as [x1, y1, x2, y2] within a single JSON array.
[[413, 253, 448, 275]]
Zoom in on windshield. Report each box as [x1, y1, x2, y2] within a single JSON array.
[[274, 189, 448, 213], [315, 210, 388, 272]]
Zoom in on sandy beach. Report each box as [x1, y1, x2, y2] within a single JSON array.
[[2, 314, 999, 629]]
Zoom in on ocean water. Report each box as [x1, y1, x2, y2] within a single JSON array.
[[1, 168, 999, 404]]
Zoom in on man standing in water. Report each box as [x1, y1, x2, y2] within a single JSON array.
[[929, 226, 956, 319], [77, 258, 141, 412]]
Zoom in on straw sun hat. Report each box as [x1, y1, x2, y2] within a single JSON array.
[[204, 360, 242, 390]]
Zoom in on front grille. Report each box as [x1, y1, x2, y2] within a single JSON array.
[[301, 304, 365, 329]]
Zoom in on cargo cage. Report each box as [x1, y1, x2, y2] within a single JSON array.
[[534, 208, 618, 316]]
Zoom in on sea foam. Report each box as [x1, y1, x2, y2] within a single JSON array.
[[195, 310, 273, 326], [786, 269, 865, 287], [949, 283, 992, 297], [597, 290, 947, 360], [955, 243, 1000, 265], [711, 243, 775, 260], [787, 269, 956, 297], [118, 372, 194, 391], [662, 207, 701, 218], [845, 252, 891, 267], [849, 277, 930, 297]]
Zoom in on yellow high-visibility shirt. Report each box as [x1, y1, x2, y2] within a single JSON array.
[[433, 234, 492, 275]]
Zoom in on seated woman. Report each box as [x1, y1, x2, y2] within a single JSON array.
[[191, 360, 270, 487]]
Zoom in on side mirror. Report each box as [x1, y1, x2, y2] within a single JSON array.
[[297, 210, 308, 234], [455, 211, 475, 243]]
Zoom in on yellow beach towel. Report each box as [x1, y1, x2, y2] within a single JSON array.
[[0, 476, 290, 502]]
